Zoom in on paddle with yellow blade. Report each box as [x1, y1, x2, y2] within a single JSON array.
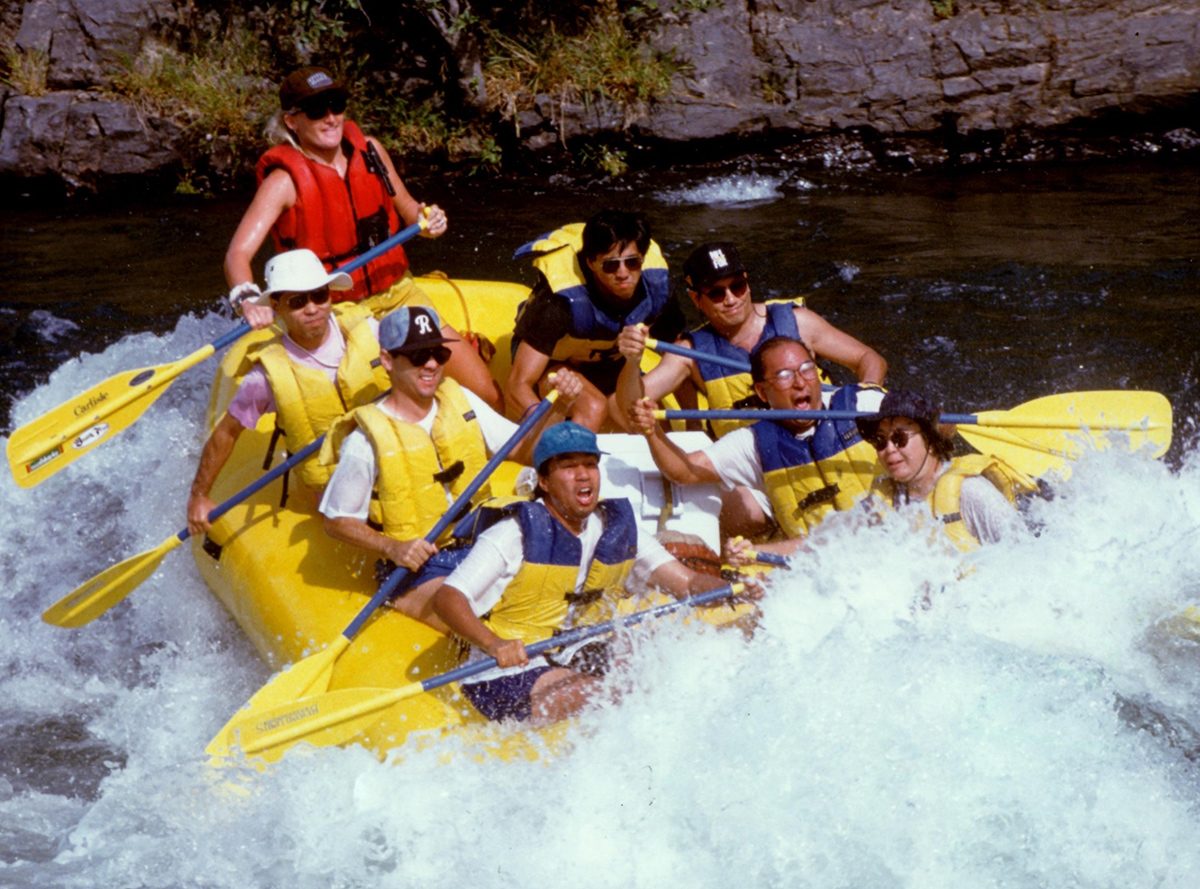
[[6, 218, 427, 489], [644, 336, 1172, 473], [214, 581, 744, 762], [655, 390, 1172, 476], [204, 391, 561, 758], [42, 434, 327, 629]]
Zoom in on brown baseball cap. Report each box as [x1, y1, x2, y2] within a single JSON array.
[[279, 66, 348, 111]]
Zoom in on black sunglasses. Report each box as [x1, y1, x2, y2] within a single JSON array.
[[599, 255, 643, 275], [870, 429, 919, 451], [299, 94, 347, 120], [275, 288, 331, 310], [392, 345, 452, 366], [700, 276, 749, 302]]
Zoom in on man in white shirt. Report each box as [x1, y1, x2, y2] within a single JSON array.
[[630, 335, 884, 562], [431, 421, 738, 725], [319, 306, 582, 629]]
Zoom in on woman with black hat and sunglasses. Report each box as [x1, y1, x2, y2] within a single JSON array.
[[856, 390, 1033, 547], [223, 65, 502, 411]]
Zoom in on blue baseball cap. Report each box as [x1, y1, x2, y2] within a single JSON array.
[[533, 421, 605, 472], [379, 306, 458, 354]]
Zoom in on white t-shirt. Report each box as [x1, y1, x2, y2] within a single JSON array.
[[957, 474, 1021, 544], [318, 387, 514, 521], [910, 463, 1019, 544], [702, 387, 885, 515], [444, 508, 674, 681]]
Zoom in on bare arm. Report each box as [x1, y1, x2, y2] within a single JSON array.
[[647, 558, 733, 599], [628, 398, 723, 486], [612, 324, 693, 431], [323, 516, 437, 572], [504, 369, 583, 466], [794, 306, 887, 386], [367, 136, 447, 238], [223, 169, 297, 329], [505, 340, 553, 421], [432, 584, 528, 667], [225, 169, 295, 287], [187, 412, 246, 535]]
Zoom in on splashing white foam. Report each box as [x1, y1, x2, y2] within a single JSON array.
[[656, 174, 786, 206], [2, 315, 1200, 887]]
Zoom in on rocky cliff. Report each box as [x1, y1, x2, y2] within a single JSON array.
[[1, 0, 1197, 195]]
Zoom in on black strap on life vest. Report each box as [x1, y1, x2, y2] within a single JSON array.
[[262, 425, 292, 508], [563, 587, 605, 607], [798, 483, 839, 512], [432, 460, 465, 486]]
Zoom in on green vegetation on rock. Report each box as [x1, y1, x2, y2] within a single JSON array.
[[102, 0, 692, 192]]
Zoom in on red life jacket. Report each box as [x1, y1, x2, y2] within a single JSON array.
[[256, 120, 408, 301]]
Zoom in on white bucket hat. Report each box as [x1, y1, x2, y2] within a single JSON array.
[[261, 249, 353, 300]]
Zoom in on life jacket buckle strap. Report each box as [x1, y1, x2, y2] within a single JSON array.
[[433, 460, 466, 485], [798, 484, 839, 512], [563, 587, 604, 607]]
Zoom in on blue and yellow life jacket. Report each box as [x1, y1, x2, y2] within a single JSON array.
[[689, 300, 805, 438], [513, 223, 671, 363], [456, 498, 638, 646], [752, 385, 879, 537]]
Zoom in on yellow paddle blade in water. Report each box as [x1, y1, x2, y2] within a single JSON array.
[[42, 535, 185, 628], [212, 682, 432, 762], [7, 346, 217, 488], [205, 636, 350, 760]]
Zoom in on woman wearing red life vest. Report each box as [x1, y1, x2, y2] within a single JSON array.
[[224, 66, 502, 410]]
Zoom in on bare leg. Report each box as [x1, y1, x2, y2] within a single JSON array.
[[387, 575, 451, 634], [538, 369, 610, 431], [442, 324, 504, 412], [529, 667, 604, 724]]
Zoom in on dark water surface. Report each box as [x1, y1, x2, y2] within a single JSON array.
[[4, 158, 1197, 456]]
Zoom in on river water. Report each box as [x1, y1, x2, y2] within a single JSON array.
[[1, 157, 1199, 886]]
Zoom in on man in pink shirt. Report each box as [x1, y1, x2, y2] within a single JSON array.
[[186, 248, 384, 534]]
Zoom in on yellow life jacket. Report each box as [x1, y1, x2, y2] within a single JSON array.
[[753, 385, 879, 537], [514, 223, 671, 364], [321, 378, 490, 542], [871, 454, 1038, 549], [251, 305, 388, 489], [688, 299, 833, 438], [478, 499, 638, 646]]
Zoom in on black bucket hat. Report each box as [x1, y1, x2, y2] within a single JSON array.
[[856, 389, 941, 442]]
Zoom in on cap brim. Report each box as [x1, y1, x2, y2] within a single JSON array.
[[391, 335, 461, 352], [284, 84, 349, 112]]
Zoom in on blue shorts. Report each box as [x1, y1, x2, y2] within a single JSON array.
[[461, 666, 554, 722]]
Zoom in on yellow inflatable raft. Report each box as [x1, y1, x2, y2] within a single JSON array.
[[196, 274, 742, 764]]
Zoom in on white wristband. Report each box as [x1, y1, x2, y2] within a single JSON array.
[[228, 282, 262, 314]]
